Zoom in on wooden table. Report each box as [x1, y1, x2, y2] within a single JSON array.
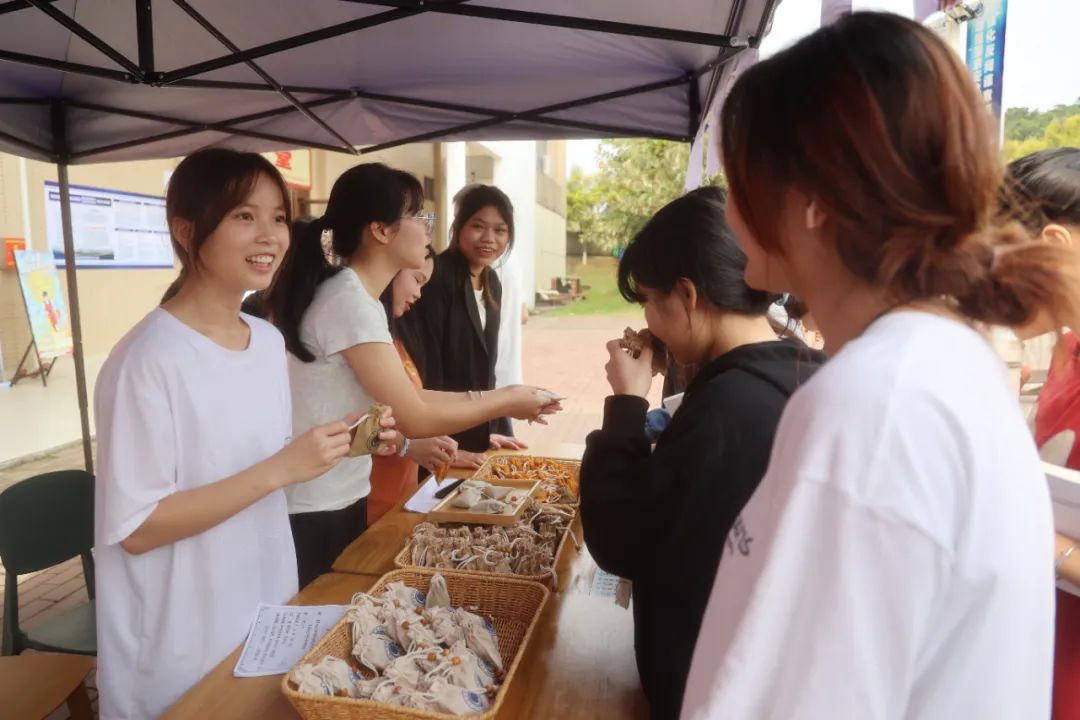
[[0, 652, 95, 720], [166, 447, 649, 720], [162, 573, 380, 720]]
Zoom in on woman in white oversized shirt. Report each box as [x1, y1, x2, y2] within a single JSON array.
[[94, 149, 357, 719], [680, 13, 1078, 719]]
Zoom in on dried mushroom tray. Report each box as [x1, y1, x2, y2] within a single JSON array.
[[472, 455, 581, 505], [394, 504, 578, 588], [282, 568, 549, 720]]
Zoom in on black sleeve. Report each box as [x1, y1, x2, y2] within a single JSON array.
[[490, 416, 513, 437], [403, 256, 452, 389], [579, 394, 652, 581]]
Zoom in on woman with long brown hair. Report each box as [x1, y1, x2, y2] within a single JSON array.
[[681, 13, 1075, 719]]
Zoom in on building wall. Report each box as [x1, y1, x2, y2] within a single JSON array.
[[534, 205, 567, 292], [0, 153, 179, 378], [481, 141, 538, 308], [0, 140, 562, 379]]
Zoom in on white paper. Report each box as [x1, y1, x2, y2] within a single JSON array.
[[406, 474, 453, 515], [233, 603, 347, 677], [1044, 462, 1080, 598]]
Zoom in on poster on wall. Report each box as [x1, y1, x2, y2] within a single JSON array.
[[13, 249, 74, 361], [966, 0, 1008, 138], [43, 181, 173, 268]]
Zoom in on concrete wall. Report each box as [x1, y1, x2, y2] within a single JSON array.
[[0, 153, 179, 379], [534, 205, 568, 293]]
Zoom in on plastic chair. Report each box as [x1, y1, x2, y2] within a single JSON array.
[[0, 470, 96, 656]]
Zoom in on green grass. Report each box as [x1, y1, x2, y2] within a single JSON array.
[[545, 257, 635, 317]]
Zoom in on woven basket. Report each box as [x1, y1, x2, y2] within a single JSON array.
[[394, 505, 579, 588], [282, 568, 549, 720], [474, 456, 581, 505]]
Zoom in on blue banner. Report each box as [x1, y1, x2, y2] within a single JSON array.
[[965, 0, 1008, 137]]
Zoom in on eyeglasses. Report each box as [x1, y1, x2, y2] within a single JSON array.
[[406, 213, 437, 236]]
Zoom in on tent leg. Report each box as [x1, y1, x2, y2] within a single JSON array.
[[56, 157, 94, 474]]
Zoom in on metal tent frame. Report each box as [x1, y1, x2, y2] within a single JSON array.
[[0, 0, 779, 471]]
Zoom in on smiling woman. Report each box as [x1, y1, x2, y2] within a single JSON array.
[[92, 148, 358, 719]]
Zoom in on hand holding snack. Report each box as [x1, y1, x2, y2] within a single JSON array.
[[347, 403, 399, 457], [499, 385, 563, 425], [407, 436, 457, 471], [619, 327, 668, 375], [274, 419, 352, 486], [606, 329, 657, 397], [452, 449, 487, 470]]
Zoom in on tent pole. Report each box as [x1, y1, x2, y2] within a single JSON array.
[[51, 103, 94, 473]]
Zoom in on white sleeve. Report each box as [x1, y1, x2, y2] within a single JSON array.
[[682, 480, 949, 720], [94, 356, 178, 547], [311, 282, 392, 357]]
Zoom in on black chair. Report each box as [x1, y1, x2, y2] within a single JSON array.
[[0, 470, 96, 656]]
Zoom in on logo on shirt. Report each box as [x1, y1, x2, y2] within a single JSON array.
[[725, 516, 753, 557]]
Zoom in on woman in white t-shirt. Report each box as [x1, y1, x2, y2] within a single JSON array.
[[680, 13, 1080, 720], [94, 149, 356, 720], [268, 164, 560, 586]]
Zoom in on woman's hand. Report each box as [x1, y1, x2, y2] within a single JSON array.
[[499, 386, 563, 425], [407, 436, 458, 471], [273, 419, 352, 486], [490, 433, 528, 451], [605, 339, 654, 397], [372, 406, 401, 456], [452, 450, 487, 470]]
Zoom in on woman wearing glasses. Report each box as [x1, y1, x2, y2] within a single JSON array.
[[270, 165, 558, 585], [400, 185, 525, 455]]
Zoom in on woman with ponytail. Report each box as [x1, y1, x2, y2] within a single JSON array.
[[269, 164, 559, 585], [681, 13, 1074, 719], [94, 149, 355, 719]]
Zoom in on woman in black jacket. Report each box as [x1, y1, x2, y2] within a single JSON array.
[[402, 185, 520, 454], [580, 187, 826, 720]]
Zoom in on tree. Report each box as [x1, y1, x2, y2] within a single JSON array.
[[568, 139, 715, 253], [1004, 98, 1080, 142], [1002, 98, 1080, 162]]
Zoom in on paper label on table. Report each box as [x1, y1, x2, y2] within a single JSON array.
[[404, 475, 470, 514], [233, 603, 347, 677]]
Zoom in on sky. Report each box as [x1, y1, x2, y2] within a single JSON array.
[[566, 0, 1080, 177]]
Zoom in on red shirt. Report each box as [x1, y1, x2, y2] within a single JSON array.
[[1036, 333, 1080, 468], [1034, 332, 1080, 719]]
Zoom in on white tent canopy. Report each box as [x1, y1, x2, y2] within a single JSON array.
[[0, 0, 778, 470]]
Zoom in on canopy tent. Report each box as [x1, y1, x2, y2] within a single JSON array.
[[0, 0, 779, 471]]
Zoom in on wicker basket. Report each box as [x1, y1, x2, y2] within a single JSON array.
[[282, 568, 549, 720], [473, 456, 581, 505], [394, 505, 579, 588]]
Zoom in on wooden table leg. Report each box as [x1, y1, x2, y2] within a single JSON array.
[[66, 680, 94, 720]]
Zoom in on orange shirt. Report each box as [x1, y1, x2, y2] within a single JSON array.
[[367, 339, 423, 524]]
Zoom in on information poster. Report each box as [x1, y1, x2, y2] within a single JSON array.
[[13, 250, 74, 360], [44, 181, 173, 268]]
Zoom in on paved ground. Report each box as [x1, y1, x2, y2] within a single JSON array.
[[1, 309, 649, 719]]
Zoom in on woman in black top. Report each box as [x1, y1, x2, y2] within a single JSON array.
[[402, 185, 519, 454], [580, 187, 826, 720]]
